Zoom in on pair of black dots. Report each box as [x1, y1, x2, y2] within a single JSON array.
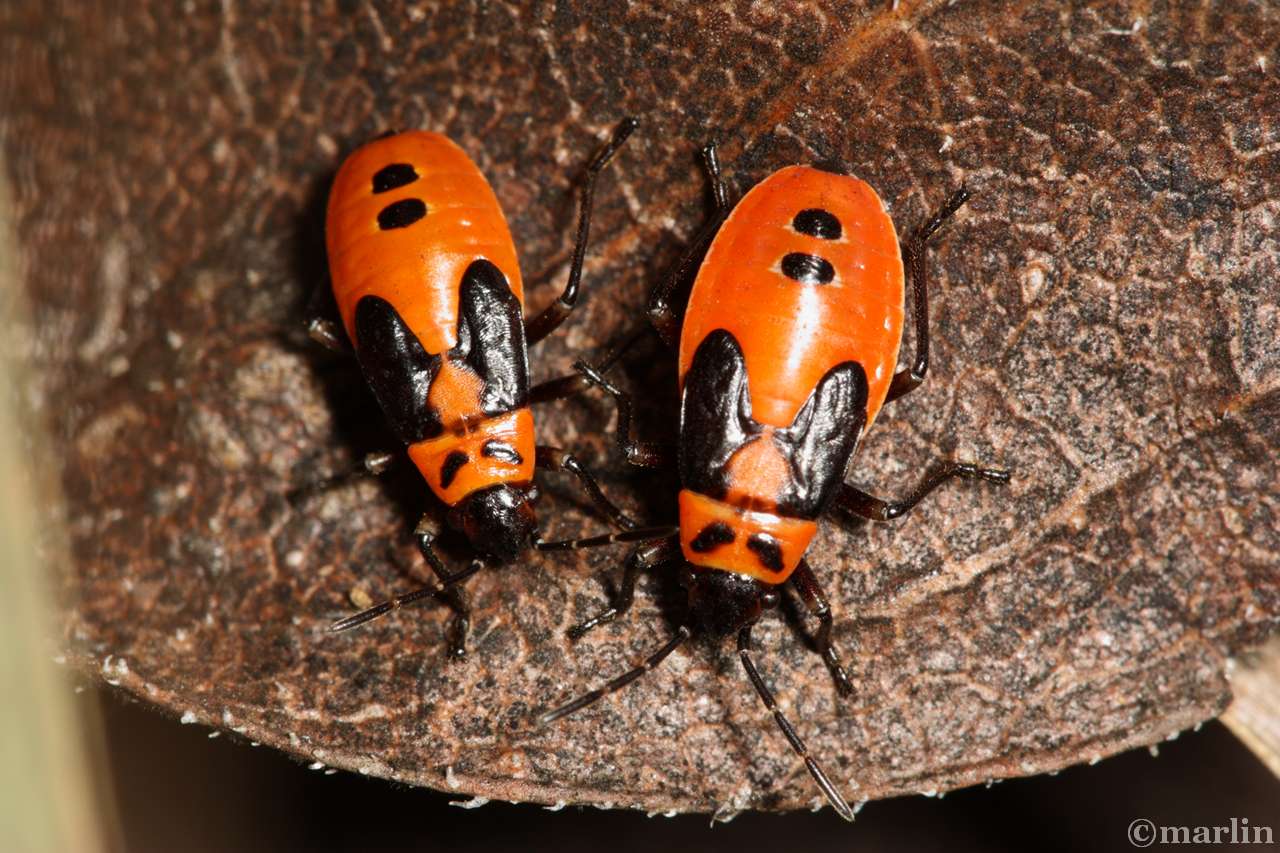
[[372, 162, 427, 230], [783, 207, 842, 284], [688, 520, 786, 574], [370, 161, 842, 280]]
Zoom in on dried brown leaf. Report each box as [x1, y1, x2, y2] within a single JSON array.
[[2, 0, 1277, 816]]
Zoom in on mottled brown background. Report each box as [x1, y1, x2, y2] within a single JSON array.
[[1, 0, 1277, 818]]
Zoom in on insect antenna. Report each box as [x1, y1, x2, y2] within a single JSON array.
[[915, 184, 970, 243], [537, 625, 692, 726], [737, 625, 855, 822], [564, 117, 638, 305], [329, 559, 483, 633], [533, 524, 677, 553]]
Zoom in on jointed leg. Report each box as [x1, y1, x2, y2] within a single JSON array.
[[305, 278, 351, 355], [535, 445, 637, 530], [411, 515, 477, 658], [648, 143, 733, 348], [789, 560, 853, 697], [700, 143, 732, 213], [527, 323, 649, 405], [885, 187, 971, 404], [537, 624, 692, 726], [567, 536, 681, 640], [329, 514, 483, 660], [835, 461, 1010, 522], [573, 361, 675, 468], [525, 117, 640, 347], [308, 317, 349, 354], [288, 451, 398, 504]]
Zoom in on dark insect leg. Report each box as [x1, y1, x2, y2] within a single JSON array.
[[648, 143, 732, 348], [328, 515, 481, 659], [835, 461, 1010, 522], [532, 525, 677, 553], [525, 117, 640, 347], [328, 525, 482, 643], [567, 536, 681, 640], [527, 323, 649, 405], [738, 625, 855, 822], [287, 451, 398, 504], [411, 516, 478, 658], [537, 625, 692, 726], [885, 186, 970, 404], [308, 317, 349, 354], [305, 278, 351, 355], [328, 558, 481, 634], [789, 560, 853, 697], [535, 445, 637, 530], [573, 360, 675, 468]]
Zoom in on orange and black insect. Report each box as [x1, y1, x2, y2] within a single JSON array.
[[536, 145, 1010, 818], [310, 119, 640, 657]]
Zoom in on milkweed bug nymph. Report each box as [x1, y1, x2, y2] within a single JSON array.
[[310, 118, 644, 657], [536, 144, 1011, 819]]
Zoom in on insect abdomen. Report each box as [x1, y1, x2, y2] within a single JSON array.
[[325, 131, 524, 357], [678, 165, 903, 430]]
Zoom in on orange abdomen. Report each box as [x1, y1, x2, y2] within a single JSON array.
[[325, 131, 524, 355], [678, 166, 903, 430]]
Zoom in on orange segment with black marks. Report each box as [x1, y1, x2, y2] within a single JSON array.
[[678, 166, 903, 430], [678, 490, 817, 584], [326, 131, 523, 355], [407, 408, 535, 506]]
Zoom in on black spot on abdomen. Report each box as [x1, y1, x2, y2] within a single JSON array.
[[372, 163, 418, 193], [746, 533, 784, 573], [792, 208, 842, 240], [378, 198, 427, 230], [440, 451, 469, 489], [781, 252, 835, 284], [690, 522, 735, 553]]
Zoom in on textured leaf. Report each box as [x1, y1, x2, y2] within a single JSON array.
[[2, 0, 1277, 816]]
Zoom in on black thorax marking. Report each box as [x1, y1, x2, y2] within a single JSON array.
[[745, 533, 784, 572], [690, 522, 735, 553], [440, 450, 469, 489], [481, 440, 523, 465]]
